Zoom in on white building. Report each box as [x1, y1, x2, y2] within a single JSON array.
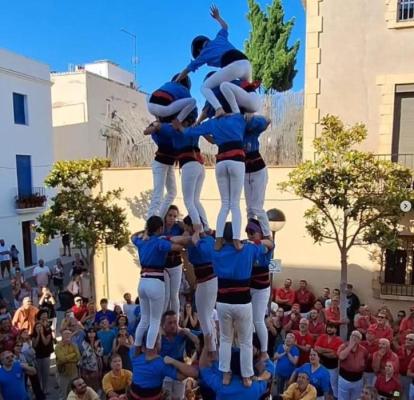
[[0, 48, 59, 267], [51, 60, 152, 165]]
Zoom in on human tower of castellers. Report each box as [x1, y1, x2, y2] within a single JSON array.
[[130, 5, 277, 399]]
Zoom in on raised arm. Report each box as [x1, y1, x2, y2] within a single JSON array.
[[210, 5, 228, 30], [144, 121, 161, 136]]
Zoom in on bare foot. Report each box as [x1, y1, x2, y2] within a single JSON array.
[[223, 371, 232, 385], [214, 237, 224, 251], [233, 239, 244, 250], [243, 377, 252, 387], [215, 108, 226, 118]]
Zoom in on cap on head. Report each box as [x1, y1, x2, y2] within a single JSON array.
[[191, 35, 209, 59], [245, 219, 263, 235]]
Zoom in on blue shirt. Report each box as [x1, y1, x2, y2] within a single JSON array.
[[0, 361, 29, 400], [95, 309, 117, 325], [243, 116, 269, 154], [132, 235, 172, 269], [151, 125, 175, 150], [97, 329, 117, 355], [187, 235, 214, 266], [183, 113, 246, 146], [160, 334, 187, 361], [157, 81, 191, 100], [213, 242, 266, 280], [130, 351, 178, 388], [295, 363, 331, 395], [200, 361, 273, 400], [187, 29, 235, 72], [275, 344, 300, 379], [164, 223, 184, 236]]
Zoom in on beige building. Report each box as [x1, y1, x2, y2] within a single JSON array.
[[51, 60, 152, 165], [92, 0, 414, 312]]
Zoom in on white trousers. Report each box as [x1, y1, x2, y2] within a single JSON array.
[[181, 161, 209, 229], [135, 278, 165, 349], [163, 265, 182, 315], [215, 160, 245, 239], [148, 97, 196, 122], [220, 81, 261, 114], [163, 377, 186, 400], [201, 60, 252, 111], [217, 302, 253, 378], [244, 167, 271, 237], [338, 376, 363, 400], [251, 287, 270, 352], [147, 160, 177, 220], [328, 368, 339, 398], [195, 278, 218, 350]]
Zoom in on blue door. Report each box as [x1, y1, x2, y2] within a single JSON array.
[[16, 155, 32, 198]]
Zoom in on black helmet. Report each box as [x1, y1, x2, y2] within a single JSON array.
[[171, 73, 191, 90], [191, 35, 209, 59]]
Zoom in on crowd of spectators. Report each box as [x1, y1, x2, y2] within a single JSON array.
[[1, 233, 414, 400]]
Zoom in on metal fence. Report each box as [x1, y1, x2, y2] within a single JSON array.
[[399, 0, 414, 21], [380, 282, 414, 296]]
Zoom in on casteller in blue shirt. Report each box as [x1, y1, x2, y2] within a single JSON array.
[[200, 358, 274, 400], [0, 361, 30, 400], [132, 234, 172, 270], [187, 28, 235, 73], [295, 362, 331, 396]]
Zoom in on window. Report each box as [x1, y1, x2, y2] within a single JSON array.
[[399, 0, 414, 21], [13, 92, 27, 125], [391, 84, 414, 168], [16, 155, 32, 198]]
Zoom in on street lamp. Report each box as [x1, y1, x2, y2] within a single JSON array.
[[266, 208, 286, 313], [120, 28, 138, 86], [267, 208, 286, 240]]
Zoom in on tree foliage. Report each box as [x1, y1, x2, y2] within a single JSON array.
[[35, 158, 130, 265], [280, 115, 413, 336], [245, 0, 300, 93]]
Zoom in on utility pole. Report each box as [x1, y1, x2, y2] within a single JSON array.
[[121, 28, 138, 86]]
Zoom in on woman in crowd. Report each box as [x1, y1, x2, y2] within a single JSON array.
[[267, 307, 285, 358], [52, 258, 65, 294], [182, 303, 200, 332], [112, 326, 134, 371], [81, 302, 97, 330], [80, 328, 104, 393]]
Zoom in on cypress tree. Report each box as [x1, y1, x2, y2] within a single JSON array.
[[245, 0, 300, 93]]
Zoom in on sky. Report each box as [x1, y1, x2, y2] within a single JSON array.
[[0, 0, 305, 98]]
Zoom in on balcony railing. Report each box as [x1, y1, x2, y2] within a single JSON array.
[[381, 282, 414, 297], [399, 0, 414, 21], [15, 187, 47, 210]]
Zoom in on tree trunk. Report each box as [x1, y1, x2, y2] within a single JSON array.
[[339, 249, 348, 339], [88, 250, 96, 302]]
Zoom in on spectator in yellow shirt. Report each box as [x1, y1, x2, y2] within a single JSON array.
[[102, 353, 132, 399], [281, 372, 317, 400], [55, 329, 81, 398]]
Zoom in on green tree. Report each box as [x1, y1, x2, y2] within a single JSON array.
[[280, 115, 413, 337], [35, 158, 130, 296], [245, 0, 300, 92]]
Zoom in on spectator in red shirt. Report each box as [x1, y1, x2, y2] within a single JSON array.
[[368, 311, 393, 341], [397, 333, 414, 399], [337, 330, 368, 400], [325, 296, 342, 327], [0, 318, 19, 352], [375, 361, 401, 399], [354, 305, 376, 338], [400, 305, 414, 342], [71, 296, 88, 321], [274, 278, 295, 312], [314, 322, 343, 398], [307, 309, 325, 340], [293, 318, 314, 366], [294, 280, 315, 315], [283, 303, 301, 332], [361, 328, 379, 386], [313, 299, 326, 323], [372, 338, 399, 377]]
